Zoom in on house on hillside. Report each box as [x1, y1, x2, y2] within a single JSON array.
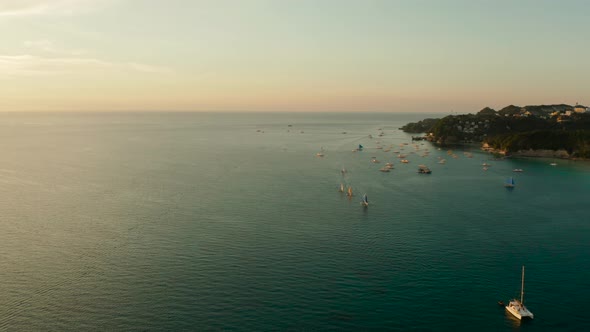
[[574, 103, 587, 113]]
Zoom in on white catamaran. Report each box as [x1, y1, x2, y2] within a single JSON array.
[[505, 265, 534, 320]]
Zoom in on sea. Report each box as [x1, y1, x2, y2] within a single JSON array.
[[0, 112, 588, 331]]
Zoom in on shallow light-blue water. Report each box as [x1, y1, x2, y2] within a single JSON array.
[[0, 112, 589, 331]]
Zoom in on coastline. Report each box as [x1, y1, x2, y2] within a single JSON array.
[[481, 145, 590, 161]]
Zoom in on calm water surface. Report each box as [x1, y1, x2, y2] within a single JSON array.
[[0, 112, 589, 331]]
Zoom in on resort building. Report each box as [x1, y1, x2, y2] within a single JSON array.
[[574, 103, 587, 113]]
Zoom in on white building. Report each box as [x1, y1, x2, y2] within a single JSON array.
[[574, 103, 587, 113]]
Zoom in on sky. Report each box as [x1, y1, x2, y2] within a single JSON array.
[[0, 0, 589, 112]]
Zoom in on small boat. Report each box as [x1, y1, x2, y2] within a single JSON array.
[[341, 168, 347, 175], [361, 193, 369, 207], [504, 177, 515, 188], [483, 166, 488, 171], [400, 159, 409, 163], [338, 183, 345, 192], [347, 186, 353, 197], [316, 147, 325, 157], [505, 266, 534, 320], [379, 167, 391, 172], [482, 163, 491, 167], [371, 158, 380, 163], [550, 162, 557, 166], [418, 166, 432, 174], [513, 169, 524, 172]]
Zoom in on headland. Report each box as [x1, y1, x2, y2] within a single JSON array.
[[402, 104, 590, 159]]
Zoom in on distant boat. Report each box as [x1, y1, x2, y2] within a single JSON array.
[[513, 169, 524, 172], [358, 144, 364, 151], [418, 165, 432, 174], [505, 266, 534, 320], [379, 167, 391, 172], [361, 193, 369, 207], [347, 186, 353, 197], [339, 183, 345, 192], [504, 177, 515, 188], [341, 168, 347, 175], [550, 162, 557, 166], [316, 147, 325, 157]]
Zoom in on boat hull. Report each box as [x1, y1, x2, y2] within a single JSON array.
[[505, 301, 534, 320]]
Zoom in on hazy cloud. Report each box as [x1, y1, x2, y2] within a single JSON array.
[[0, 0, 112, 17], [23, 40, 87, 55], [0, 54, 171, 76]]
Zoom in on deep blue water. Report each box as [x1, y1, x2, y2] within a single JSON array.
[[0, 112, 589, 331]]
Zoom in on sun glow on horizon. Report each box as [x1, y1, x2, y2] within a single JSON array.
[[1, 0, 588, 113]]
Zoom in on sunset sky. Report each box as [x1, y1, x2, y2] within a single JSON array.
[[1, 0, 588, 112]]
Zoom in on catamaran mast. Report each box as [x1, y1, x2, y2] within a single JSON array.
[[521, 265, 525, 304]]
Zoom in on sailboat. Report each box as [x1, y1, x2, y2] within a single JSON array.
[[504, 177, 515, 188], [505, 266, 534, 320], [361, 193, 369, 207], [347, 186, 353, 197], [316, 147, 325, 157]]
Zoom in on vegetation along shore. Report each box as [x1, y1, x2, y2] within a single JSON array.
[[401, 104, 590, 159]]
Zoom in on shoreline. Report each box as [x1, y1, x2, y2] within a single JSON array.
[[481, 146, 590, 161], [427, 139, 590, 161]]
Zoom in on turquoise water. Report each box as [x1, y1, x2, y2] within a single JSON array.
[[0, 112, 588, 331]]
